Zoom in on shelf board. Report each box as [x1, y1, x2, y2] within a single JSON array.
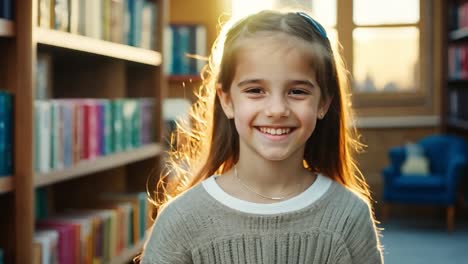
[[110, 240, 144, 264], [449, 27, 468, 41], [0, 19, 14, 37], [35, 143, 164, 187], [447, 117, 468, 130], [35, 28, 162, 66], [0, 176, 14, 194]]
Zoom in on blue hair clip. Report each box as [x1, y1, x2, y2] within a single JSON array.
[[296, 12, 328, 40]]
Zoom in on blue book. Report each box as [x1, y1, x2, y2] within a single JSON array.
[[60, 101, 73, 168], [127, 0, 144, 46], [0, 0, 13, 20], [0, 91, 13, 176]]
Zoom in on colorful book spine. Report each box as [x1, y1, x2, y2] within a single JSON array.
[[34, 229, 59, 264], [0, 91, 13, 176], [54, 0, 70, 32], [60, 101, 74, 168], [140, 98, 154, 144], [0, 0, 13, 19], [112, 99, 124, 153], [141, 0, 156, 50], [127, 0, 144, 47], [50, 101, 64, 170], [35, 100, 51, 173], [110, 0, 125, 43], [36, 221, 78, 264]]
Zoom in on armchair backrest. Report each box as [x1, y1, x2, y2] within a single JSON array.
[[418, 135, 467, 175]]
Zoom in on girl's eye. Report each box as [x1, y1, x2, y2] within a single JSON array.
[[289, 88, 310, 95], [245, 87, 264, 94]]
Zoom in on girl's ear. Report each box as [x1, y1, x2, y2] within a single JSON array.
[[318, 96, 333, 120], [216, 84, 234, 119]]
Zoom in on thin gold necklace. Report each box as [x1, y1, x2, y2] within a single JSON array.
[[234, 165, 302, 201]]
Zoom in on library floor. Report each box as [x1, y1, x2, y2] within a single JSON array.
[[380, 216, 468, 264]]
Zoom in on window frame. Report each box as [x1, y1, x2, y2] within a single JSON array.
[[337, 0, 434, 113]]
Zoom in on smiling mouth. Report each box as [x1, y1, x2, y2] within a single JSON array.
[[257, 127, 294, 135]]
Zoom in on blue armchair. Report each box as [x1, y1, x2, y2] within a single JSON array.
[[381, 134, 468, 231]]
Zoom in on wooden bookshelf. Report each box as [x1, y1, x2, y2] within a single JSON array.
[[0, 177, 13, 194], [447, 117, 468, 131], [35, 143, 164, 187], [35, 28, 162, 66], [110, 240, 144, 264], [0, 19, 14, 37], [443, 1, 468, 137], [0, 0, 169, 263]]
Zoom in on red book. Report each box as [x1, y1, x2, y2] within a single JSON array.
[[82, 100, 99, 160], [37, 221, 80, 264], [72, 100, 84, 163]]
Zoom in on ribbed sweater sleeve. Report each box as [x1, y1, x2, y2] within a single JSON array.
[[141, 203, 192, 264]]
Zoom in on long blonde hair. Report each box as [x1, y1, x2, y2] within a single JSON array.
[[152, 10, 370, 211]]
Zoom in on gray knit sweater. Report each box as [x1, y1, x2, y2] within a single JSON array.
[[142, 175, 383, 263]]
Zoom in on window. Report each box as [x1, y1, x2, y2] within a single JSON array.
[[231, 0, 433, 111]]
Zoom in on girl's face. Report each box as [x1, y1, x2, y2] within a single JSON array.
[[218, 33, 331, 163]]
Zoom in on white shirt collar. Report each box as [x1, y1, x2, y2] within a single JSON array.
[[202, 174, 331, 215]]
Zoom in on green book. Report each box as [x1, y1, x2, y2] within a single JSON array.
[[101, 99, 113, 155], [122, 100, 137, 151], [111, 100, 124, 153], [132, 100, 141, 148]]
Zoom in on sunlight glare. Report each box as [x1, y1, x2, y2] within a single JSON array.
[[232, 0, 274, 20]]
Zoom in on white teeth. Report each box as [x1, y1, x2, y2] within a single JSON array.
[[259, 127, 291, 135]]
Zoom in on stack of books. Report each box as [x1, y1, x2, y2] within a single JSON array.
[[34, 192, 149, 264], [34, 98, 155, 174], [38, 0, 157, 49]]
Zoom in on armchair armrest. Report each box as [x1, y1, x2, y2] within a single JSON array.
[[388, 146, 406, 168]]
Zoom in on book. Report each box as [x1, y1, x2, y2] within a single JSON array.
[[85, 0, 103, 39], [34, 100, 51, 173], [165, 24, 207, 75], [49, 214, 96, 264], [59, 100, 74, 167], [141, 0, 156, 49], [38, 0, 53, 28], [33, 242, 42, 264], [35, 53, 53, 100], [111, 99, 124, 153], [127, 0, 144, 47], [54, 0, 70, 32], [0, 91, 13, 176], [100, 192, 148, 241], [140, 98, 155, 145], [110, 0, 125, 43], [50, 101, 64, 170], [37, 220, 80, 264], [34, 229, 59, 264], [0, 0, 13, 19]]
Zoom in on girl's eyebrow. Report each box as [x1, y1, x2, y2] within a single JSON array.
[[289, 80, 315, 88], [237, 79, 262, 87], [237, 79, 315, 87]]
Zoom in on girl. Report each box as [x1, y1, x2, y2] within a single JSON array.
[[141, 10, 383, 264]]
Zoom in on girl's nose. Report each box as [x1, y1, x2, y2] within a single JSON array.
[[265, 96, 290, 118]]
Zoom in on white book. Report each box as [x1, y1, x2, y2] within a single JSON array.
[[196, 25, 207, 73], [35, 101, 51, 174], [34, 229, 59, 264], [163, 26, 173, 74], [85, 0, 102, 39]]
